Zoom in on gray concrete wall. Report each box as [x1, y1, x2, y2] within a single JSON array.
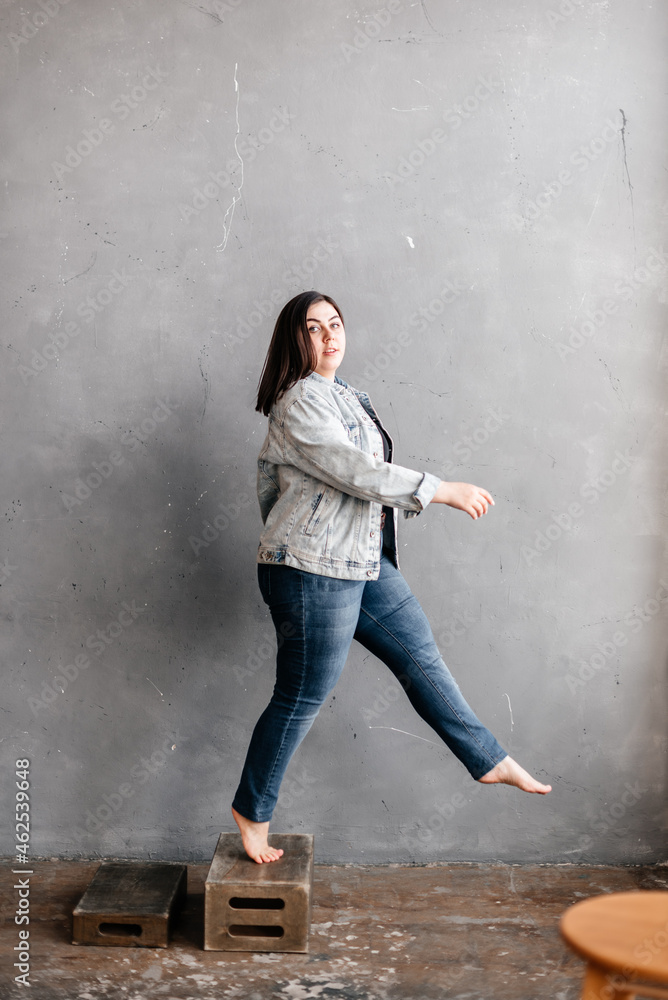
[[2, 0, 666, 865]]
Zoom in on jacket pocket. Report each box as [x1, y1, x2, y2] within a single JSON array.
[[345, 421, 362, 447], [303, 487, 331, 536]]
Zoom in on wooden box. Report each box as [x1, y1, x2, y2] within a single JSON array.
[[204, 832, 314, 952], [72, 861, 187, 948]]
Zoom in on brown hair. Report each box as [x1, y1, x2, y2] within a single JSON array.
[[255, 291, 343, 416]]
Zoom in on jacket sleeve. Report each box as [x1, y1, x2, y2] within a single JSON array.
[[280, 390, 441, 516]]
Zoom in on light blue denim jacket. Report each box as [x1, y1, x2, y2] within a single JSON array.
[[256, 371, 442, 580]]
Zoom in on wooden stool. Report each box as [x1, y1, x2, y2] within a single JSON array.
[[560, 891, 668, 999], [204, 832, 314, 952], [72, 861, 187, 948]]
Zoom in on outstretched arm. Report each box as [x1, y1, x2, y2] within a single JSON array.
[[430, 481, 494, 520], [280, 392, 441, 513]]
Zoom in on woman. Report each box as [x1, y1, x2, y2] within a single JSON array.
[[232, 291, 551, 864]]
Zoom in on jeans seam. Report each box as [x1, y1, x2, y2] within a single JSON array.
[[255, 570, 307, 819], [358, 605, 501, 771]]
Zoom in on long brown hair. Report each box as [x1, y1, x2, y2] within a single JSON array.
[[255, 291, 343, 416]]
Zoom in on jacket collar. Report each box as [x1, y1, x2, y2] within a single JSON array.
[[304, 371, 373, 408], [305, 370, 349, 392]]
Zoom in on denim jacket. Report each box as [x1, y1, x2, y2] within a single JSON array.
[[256, 371, 442, 580]]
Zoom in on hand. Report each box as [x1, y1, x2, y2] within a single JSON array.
[[431, 481, 494, 519]]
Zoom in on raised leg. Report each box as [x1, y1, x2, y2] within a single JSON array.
[[354, 553, 508, 779], [355, 552, 549, 792]]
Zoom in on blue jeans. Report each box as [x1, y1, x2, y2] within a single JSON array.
[[232, 551, 507, 823]]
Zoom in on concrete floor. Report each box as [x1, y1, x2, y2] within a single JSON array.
[[2, 859, 668, 1000]]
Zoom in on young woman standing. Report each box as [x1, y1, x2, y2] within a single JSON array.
[[232, 291, 551, 863]]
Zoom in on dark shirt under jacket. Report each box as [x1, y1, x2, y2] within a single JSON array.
[[370, 416, 396, 555]]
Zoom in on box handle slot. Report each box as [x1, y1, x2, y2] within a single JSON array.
[[98, 922, 143, 937], [228, 924, 284, 938], [228, 897, 285, 910]]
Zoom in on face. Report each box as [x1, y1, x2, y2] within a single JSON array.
[[306, 300, 345, 380]]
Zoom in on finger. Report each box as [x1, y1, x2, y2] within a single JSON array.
[[472, 487, 494, 508]]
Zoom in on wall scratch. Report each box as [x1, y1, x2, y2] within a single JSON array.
[[504, 692, 514, 730], [216, 62, 244, 254], [419, 0, 442, 35], [62, 251, 97, 284], [198, 345, 211, 424], [618, 108, 636, 252], [368, 726, 437, 745], [179, 0, 224, 24]]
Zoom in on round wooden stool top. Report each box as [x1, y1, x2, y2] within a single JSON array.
[[561, 891, 668, 983]]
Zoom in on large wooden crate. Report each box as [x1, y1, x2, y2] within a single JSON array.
[[204, 833, 314, 952]]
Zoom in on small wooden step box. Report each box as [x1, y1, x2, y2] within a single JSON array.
[[72, 861, 187, 948], [204, 832, 314, 952]]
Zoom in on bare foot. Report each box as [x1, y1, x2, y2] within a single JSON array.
[[477, 755, 552, 794], [231, 806, 284, 864]]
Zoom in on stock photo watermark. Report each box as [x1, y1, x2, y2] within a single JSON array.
[[588, 916, 668, 1000], [407, 277, 468, 333], [362, 275, 469, 383], [180, 107, 295, 223], [224, 237, 340, 352], [13, 757, 32, 987], [556, 247, 667, 359], [8, 0, 70, 53], [0, 557, 18, 585], [521, 449, 635, 566], [546, 0, 585, 28], [384, 74, 502, 187], [340, 0, 402, 63], [570, 781, 647, 863], [233, 620, 297, 686], [17, 266, 134, 384], [51, 65, 169, 182], [277, 765, 318, 810], [360, 605, 477, 726], [60, 398, 179, 511], [72, 732, 185, 839], [28, 599, 146, 714], [510, 116, 621, 230], [564, 580, 668, 695], [209, 0, 245, 15], [188, 469, 255, 556], [439, 407, 511, 475], [361, 673, 412, 725]]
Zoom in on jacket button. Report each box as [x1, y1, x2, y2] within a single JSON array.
[[370, 531, 375, 538], [366, 569, 373, 577]]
